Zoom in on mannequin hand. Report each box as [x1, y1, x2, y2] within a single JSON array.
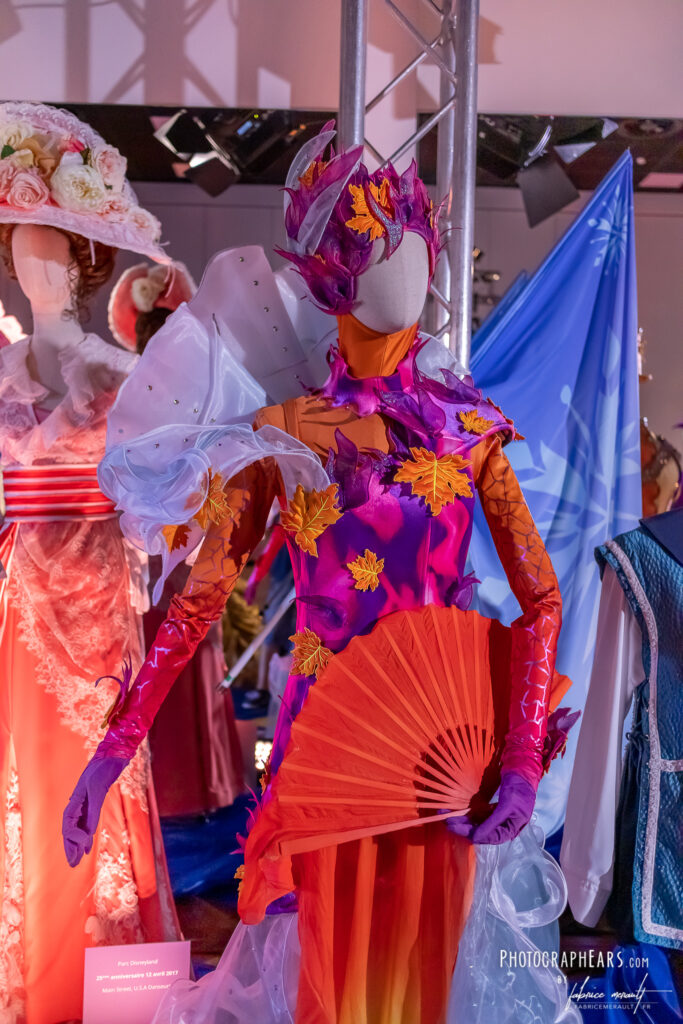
[[472, 772, 536, 844], [62, 756, 128, 867], [445, 772, 536, 845]]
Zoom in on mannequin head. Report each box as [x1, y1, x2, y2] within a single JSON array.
[[0, 222, 115, 321], [353, 231, 429, 333], [279, 147, 439, 319]]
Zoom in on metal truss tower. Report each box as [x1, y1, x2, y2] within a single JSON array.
[[338, 0, 479, 372]]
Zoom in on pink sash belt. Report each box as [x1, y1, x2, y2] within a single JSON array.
[[2, 464, 116, 522]]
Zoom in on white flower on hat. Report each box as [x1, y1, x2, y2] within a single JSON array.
[[0, 120, 32, 152], [131, 271, 165, 312], [91, 144, 127, 192], [50, 162, 107, 213], [127, 205, 161, 242]]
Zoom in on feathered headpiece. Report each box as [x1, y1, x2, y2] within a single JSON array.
[[277, 121, 440, 315]]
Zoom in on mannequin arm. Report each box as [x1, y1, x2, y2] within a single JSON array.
[[477, 435, 562, 786], [63, 459, 279, 865], [448, 435, 562, 844]]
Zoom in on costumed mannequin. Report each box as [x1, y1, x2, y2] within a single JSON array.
[[64, 126, 579, 1023], [109, 259, 244, 817], [637, 329, 682, 516], [561, 507, 682, 950], [0, 102, 179, 1024]]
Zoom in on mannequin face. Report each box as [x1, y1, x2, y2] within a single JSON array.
[[353, 231, 429, 333], [11, 223, 74, 313]]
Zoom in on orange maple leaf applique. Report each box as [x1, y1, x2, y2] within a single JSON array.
[[161, 522, 191, 552], [394, 446, 472, 516], [289, 628, 333, 679], [345, 178, 393, 240], [298, 159, 326, 189], [459, 409, 496, 435], [280, 483, 342, 557], [234, 863, 245, 896], [347, 549, 385, 592], [193, 470, 234, 531]]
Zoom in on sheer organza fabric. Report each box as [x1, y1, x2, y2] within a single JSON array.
[[151, 915, 300, 1024], [448, 822, 581, 1024]]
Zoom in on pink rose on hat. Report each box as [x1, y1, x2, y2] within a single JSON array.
[[127, 205, 161, 241], [0, 158, 18, 201], [7, 168, 49, 209], [92, 145, 127, 192], [102, 193, 130, 223]]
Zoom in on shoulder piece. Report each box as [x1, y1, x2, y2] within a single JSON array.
[[100, 303, 328, 602]]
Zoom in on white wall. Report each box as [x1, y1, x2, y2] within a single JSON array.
[[0, 1, 681, 120], [1, 179, 679, 447]]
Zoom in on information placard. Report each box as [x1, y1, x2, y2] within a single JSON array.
[[83, 940, 191, 1024]]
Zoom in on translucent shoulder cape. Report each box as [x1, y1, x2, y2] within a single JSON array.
[[99, 244, 468, 601], [99, 246, 332, 601]]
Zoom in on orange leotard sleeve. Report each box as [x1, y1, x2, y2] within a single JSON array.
[[474, 434, 563, 788]]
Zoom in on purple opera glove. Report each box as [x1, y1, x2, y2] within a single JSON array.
[[62, 756, 128, 866], [446, 771, 537, 845], [473, 772, 536, 845]]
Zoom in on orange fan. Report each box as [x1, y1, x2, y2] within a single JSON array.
[[240, 604, 569, 921]]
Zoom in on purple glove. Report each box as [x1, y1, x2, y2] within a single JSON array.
[[62, 756, 128, 866], [446, 771, 536, 845]]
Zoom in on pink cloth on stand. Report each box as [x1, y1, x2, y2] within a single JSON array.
[[0, 334, 180, 1024]]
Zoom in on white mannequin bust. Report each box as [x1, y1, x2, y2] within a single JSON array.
[[353, 231, 429, 333], [11, 223, 86, 405]]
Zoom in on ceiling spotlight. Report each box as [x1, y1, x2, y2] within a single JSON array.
[[518, 153, 579, 227], [153, 110, 212, 161], [554, 117, 618, 164], [153, 109, 312, 197], [185, 150, 240, 196]]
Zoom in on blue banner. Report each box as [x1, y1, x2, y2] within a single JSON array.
[[469, 152, 641, 836]]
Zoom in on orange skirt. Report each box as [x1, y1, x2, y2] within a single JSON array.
[[292, 826, 474, 1024]]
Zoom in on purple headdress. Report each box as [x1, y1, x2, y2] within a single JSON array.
[[276, 121, 440, 315]]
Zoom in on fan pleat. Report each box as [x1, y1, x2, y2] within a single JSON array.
[[257, 606, 508, 858], [338, 644, 467, 783]]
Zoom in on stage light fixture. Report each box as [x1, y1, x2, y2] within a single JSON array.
[[153, 109, 312, 197], [153, 109, 212, 161], [185, 150, 241, 196], [518, 153, 580, 227], [554, 117, 618, 164]]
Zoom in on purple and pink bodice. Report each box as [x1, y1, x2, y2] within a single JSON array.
[[270, 339, 513, 771]]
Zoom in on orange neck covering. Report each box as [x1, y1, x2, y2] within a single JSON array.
[[337, 313, 418, 379]]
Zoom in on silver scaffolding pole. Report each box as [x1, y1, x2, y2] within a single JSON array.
[[337, 0, 480, 372], [339, 0, 369, 149]]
